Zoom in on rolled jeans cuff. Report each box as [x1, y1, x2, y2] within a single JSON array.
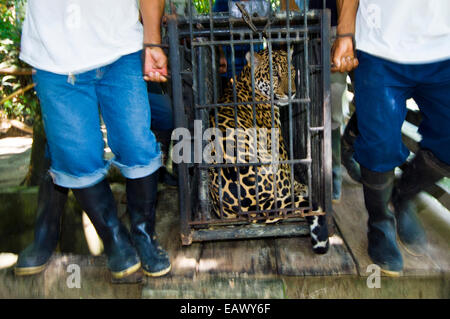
[[112, 154, 162, 180], [49, 161, 112, 189]]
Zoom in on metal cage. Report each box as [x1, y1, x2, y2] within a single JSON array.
[[164, 1, 331, 245]]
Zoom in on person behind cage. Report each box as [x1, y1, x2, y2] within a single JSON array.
[[332, 0, 450, 275], [14, 0, 172, 281], [147, 81, 178, 187], [213, 0, 264, 89]]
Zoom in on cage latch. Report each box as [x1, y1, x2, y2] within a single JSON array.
[[235, 3, 259, 34], [235, 2, 273, 41]]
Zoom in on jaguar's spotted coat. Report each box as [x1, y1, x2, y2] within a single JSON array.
[[208, 48, 329, 254]]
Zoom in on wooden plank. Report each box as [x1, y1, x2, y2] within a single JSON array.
[[333, 172, 443, 277], [155, 187, 202, 278], [142, 275, 285, 299], [275, 232, 357, 276], [0, 119, 33, 135], [0, 254, 142, 298], [284, 275, 450, 299], [0, 264, 45, 298], [8, 120, 33, 134], [0, 83, 36, 105], [0, 67, 33, 76], [426, 183, 450, 211], [191, 223, 309, 242], [198, 238, 277, 276], [43, 254, 142, 298], [415, 192, 450, 275]]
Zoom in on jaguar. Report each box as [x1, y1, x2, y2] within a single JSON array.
[[208, 48, 329, 254]]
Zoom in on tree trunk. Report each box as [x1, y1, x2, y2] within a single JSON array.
[[23, 106, 47, 186]]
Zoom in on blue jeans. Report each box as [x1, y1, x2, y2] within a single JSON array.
[[354, 51, 450, 172], [33, 51, 162, 188], [149, 92, 174, 132]]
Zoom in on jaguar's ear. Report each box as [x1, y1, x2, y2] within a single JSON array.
[[245, 51, 260, 66], [289, 46, 294, 60]]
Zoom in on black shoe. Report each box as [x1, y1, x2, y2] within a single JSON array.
[[72, 179, 141, 280], [392, 149, 449, 256], [15, 173, 68, 276], [126, 171, 171, 277], [341, 113, 361, 183], [361, 167, 403, 276]]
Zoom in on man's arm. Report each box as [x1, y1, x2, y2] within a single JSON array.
[[140, 0, 168, 82], [331, 0, 359, 73]]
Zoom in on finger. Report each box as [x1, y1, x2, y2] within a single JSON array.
[[144, 72, 167, 83], [339, 57, 348, 73], [346, 61, 356, 72], [331, 61, 340, 72], [340, 56, 354, 72], [343, 57, 358, 72], [151, 75, 167, 83], [149, 64, 168, 76], [146, 67, 168, 79], [332, 55, 341, 71], [344, 57, 354, 72]]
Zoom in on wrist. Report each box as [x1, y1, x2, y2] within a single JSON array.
[[143, 33, 161, 45], [336, 20, 355, 36], [144, 43, 167, 49], [336, 33, 354, 39]]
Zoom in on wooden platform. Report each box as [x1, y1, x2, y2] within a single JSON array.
[[140, 174, 449, 298], [334, 173, 450, 278], [0, 172, 449, 298]]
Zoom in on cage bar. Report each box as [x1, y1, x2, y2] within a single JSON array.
[[165, 1, 331, 245]]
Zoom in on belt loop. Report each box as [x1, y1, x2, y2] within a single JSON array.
[[67, 73, 76, 85], [96, 68, 103, 79]]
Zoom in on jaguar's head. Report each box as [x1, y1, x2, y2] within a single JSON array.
[[245, 48, 296, 106]]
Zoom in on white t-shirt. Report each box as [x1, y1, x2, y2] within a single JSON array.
[[20, 0, 143, 74], [356, 0, 450, 64]]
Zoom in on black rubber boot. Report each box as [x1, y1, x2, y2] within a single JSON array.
[[154, 129, 178, 187], [72, 179, 141, 280], [15, 172, 68, 276], [341, 113, 361, 183], [392, 149, 450, 256], [332, 128, 342, 202], [361, 167, 403, 276], [126, 171, 172, 277]]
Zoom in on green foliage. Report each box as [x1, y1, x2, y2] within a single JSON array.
[[270, 0, 281, 11], [193, 0, 281, 14], [1, 0, 38, 125], [193, 0, 214, 14]]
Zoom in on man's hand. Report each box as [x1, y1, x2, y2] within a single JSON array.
[[331, 36, 359, 73], [332, 0, 360, 72], [143, 46, 168, 82], [140, 0, 167, 81]]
